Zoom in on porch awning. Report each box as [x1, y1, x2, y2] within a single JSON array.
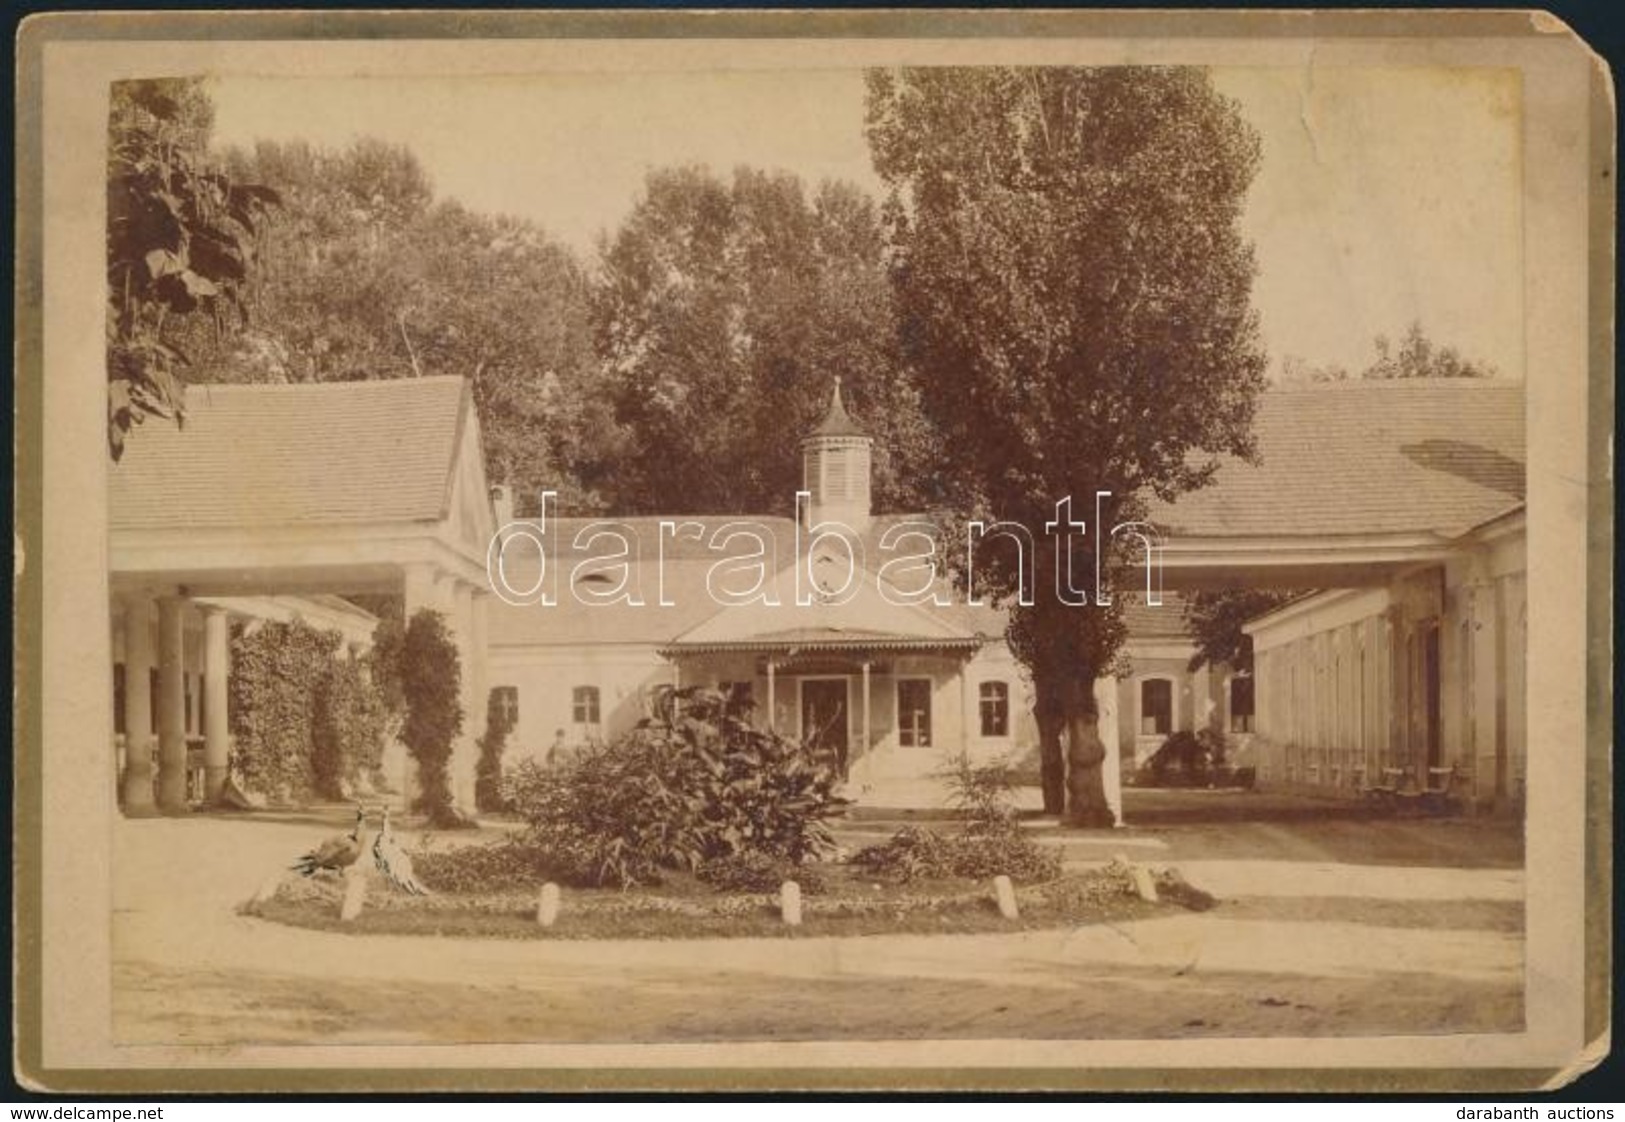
[[660, 626, 983, 658]]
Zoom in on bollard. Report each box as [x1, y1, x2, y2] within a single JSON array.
[[1132, 865, 1160, 903], [780, 880, 803, 927], [339, 866, 367, 921], [537, 882, 561, 927], [993, 875, 1019, 919]]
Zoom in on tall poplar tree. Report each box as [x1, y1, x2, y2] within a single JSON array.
[[867, 66, 1268, 824]]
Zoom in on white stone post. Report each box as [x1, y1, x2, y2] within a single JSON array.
[[156, 595, 190, 815], [120, 593, 158, 817], [202, 605, 232, 803]]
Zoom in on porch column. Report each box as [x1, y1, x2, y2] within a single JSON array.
[[1096, 675, 1124, 826], [469, 591, 489, 747], [155, 595, 190, 815], [959, 668, 974, 751], [201, 605, 231, 803], [1470, 580, 1503, 806], [860, 660, 872, 761], [120, 593, 158, 817], [766, 660, 777, 733]]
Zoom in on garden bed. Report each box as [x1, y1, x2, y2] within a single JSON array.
[[245, 859, 1210, 940]]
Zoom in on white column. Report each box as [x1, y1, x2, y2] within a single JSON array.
[[120, 593, 158, 817], [1471, 580, 1502, 805], [202, 605, 231, 803], [860, 660, 872, 768], [469, 592, 489, 746], [766, 660, 776, 732], [156, 595, 190, 814], [1095, 675, 1123, 826], [959, 666, 975, 753]]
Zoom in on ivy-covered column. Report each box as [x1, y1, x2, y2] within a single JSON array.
[[119, 593, 158, 818], [450, 579, 478, 812]]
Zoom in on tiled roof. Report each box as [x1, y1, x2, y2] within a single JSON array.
[[1119, 593, 1192, 640], [1150, 380, 1524, 539], [486, 511, 1189, 648], [110, 377, 470, 529]]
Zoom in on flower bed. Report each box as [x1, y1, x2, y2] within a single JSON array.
[[244, 858, 1214, 940]]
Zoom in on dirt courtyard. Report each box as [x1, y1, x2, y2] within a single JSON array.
[[112, 793, 1524, 1046]]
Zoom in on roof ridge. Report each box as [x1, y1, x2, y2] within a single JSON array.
[[183, 375, 467, 395]]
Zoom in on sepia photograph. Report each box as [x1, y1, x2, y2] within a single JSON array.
[[12, 10, 1612, 1095]]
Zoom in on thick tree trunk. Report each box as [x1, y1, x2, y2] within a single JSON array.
[[1061, 673, 1115, 828], [1040, 699, 1066, 813]]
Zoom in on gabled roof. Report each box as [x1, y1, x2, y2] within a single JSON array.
[[485, 511, 1188, 650], [1150, 380, 1524, 540], [110, 376, 472, 530]]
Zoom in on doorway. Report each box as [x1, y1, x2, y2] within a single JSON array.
[[800, 677, 850, 775]]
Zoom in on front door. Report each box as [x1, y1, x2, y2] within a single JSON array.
[[800, 678, 850, 775]]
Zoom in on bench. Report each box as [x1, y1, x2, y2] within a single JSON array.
[[1416, 765, 1464, 815], [1363, 765, 1464, 815], [1360, 767, 1408, 809]]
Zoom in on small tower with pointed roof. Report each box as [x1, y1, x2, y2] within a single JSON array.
[[801, 377, 873, 530]]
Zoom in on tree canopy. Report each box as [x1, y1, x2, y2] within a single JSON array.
[[196, 137, 607, 512], [867, 66, 1269, 822], [590, 164, 934, 514], [1280, 321, 1500, 384], [106, 78, 281, 458]]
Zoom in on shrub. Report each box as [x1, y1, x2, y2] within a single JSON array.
[[852, 755, 1061, 884], [503, 685, 848, 887], [475, 688, 513, 813], [411, 840, 556, 894], [397, 609, 466, 828], [697, 851, 827, 896], [850, 825, 1062, 884]]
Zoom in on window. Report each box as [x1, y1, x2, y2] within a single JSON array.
[[897, 679, 933, 747], [1140, 678, 1172, 736], [113, 663, 127, 736], [979, 681, 1009, 737], [1229, 675, 1255, 733], [572, 685, 600, 727], [492, 686, 519, 729], [185, 673, 195, 736], [149, 668, 160, 736]]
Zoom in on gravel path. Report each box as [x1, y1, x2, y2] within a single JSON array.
[[112, 812, 1524, 1046]]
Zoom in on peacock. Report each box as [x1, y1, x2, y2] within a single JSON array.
[[372, 805, 430, 895], [291, 804, 366, 877]]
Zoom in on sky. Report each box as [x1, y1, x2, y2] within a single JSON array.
[[208, 66, 1523, 380]]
